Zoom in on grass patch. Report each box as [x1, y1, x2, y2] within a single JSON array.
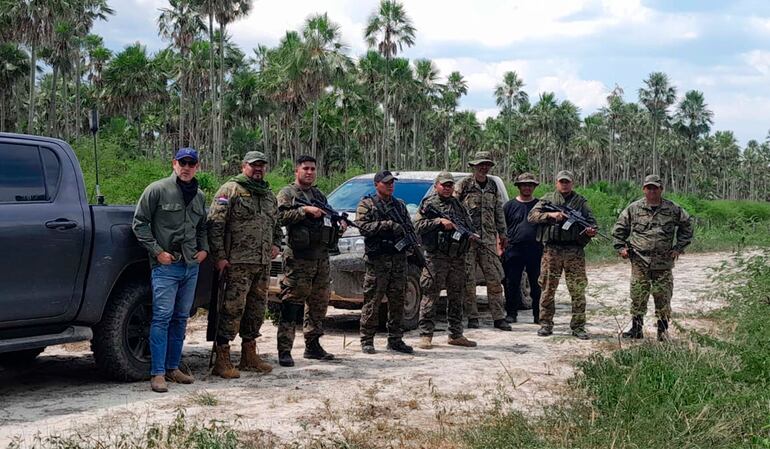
[[189, 389, 219, 407], [463, 250, 770, 449]]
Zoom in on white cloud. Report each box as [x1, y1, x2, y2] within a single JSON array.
[[744, 50, 770, 75], [535, 77, 608, 111]]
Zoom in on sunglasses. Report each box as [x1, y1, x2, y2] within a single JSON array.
[[177, 158, 197, 167]]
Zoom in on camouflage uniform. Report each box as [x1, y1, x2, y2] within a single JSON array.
[[275, 184, 336, 353], [414, 193, 472, 338], [612, 197, 693, 321], [208, 179, 282, 342], [528, 190, 596, 331], [454, 176, 507, 321], [356, 194, 411, 345]]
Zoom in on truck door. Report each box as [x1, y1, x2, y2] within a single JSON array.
[[0, 140, 88, 324]]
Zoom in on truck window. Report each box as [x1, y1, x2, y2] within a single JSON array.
[[0, 143, 59, 202]]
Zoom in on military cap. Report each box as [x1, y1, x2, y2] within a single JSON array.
[[435, 171, 455, 185], [556, 170, 574, 182], [514, 172, 539, 186], [643, 174, 663, 188], [468, 151, 495, 167], [374, 170, 397, 184], [244, 151, 268, 164]]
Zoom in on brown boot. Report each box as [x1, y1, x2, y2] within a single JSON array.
[[417, 335, 433, 350], [212, 344, 240, 379], [165, 368, 194, 384], [448, 335, 477, 347], [239, 340, 273, 373], [150, 375, 168, 393]]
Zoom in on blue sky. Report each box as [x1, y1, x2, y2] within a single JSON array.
[[93, 0, 770, 146]]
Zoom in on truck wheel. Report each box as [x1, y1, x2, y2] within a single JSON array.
[[0, 347, 45, 366], [92, 281, 152, 381], [402, 269, 421, 331]]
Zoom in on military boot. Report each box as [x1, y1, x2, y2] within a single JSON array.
[[657, 319, 670, 342], [494, 319, 513, 331], [213, 344, 241, 379], [467, 318, 480, 329], [304, 337, 335, 360], [537, 325, 553, 337], [361, 341, 376, 354], [278, 351, 295, 367], [239, 340, 272, 373], [417, 335, 433, 350], [621, 316, 644, 339], [386, 338, 414, 354], [448, 335, 477, 347]]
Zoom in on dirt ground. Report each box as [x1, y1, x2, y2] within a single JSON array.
[[0, 251, 733, 447]]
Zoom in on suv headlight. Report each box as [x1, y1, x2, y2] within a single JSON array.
[[338, 236, 365, 254]]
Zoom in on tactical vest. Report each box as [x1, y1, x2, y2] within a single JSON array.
[[285, 188, 340, 257], [420, 197, 471, 257], [363, 195, 408, 257]]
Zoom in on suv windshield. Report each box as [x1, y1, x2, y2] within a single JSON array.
[[328, 179, 434, 213]]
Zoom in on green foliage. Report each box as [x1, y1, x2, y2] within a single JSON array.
[[464, 251, 770, 449]]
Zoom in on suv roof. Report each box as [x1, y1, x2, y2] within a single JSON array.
[[348, 171, 471, 181]]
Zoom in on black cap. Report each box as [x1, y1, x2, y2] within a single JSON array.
[[374, 170, 397, 184]]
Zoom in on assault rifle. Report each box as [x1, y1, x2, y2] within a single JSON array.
[[420, 203, 500, 258], [539, 200, 609, 240], [382, 200, 431, 278], [292, 196, 359, 229]]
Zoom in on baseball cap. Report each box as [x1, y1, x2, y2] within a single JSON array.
[[556, 170, 574, 182], [374, 170, 398, 184], [174, 147, 198, 162]]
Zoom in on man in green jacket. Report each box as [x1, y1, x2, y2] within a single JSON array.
[[612, 175, 693, 341], [207, 150, 282, 378], [528, 170, 597, 340], [132, 148, 209, 393]]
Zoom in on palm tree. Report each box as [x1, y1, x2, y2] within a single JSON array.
[[302, 13, 351, 160], [530, 92, 557, 181], [442, 71, 467, 169], [364, 0, 416, 168], [212, 0, 252, 175], [157, 0, 205, 149], [674, 90, 713, 193], [639, 71, 676, 175], [494, 71, 528, 177], [0, 43, 31, 132], [413, 58, 441, 168]]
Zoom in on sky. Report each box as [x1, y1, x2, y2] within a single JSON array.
[[93, 0, 770, 146]]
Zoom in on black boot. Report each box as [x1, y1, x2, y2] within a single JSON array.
[[467, 318, 480, 329], [493, 319, 512, 331], [386, 338, 414, 354], [622, 316, 644, 339], [657, 319, 670, 342], [304, 337, 334, 360], [278, 351, 294, 367]]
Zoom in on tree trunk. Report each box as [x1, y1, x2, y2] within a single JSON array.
[[0, 94, 6, 132], [28, 45, 36, 134], [217, 23, 227, 177], [261, 116, 270, 163], [651, 121, 659, 175], [47, 65, 59, 136], [75, 55, 82, 136], [209, 12, 217, 174], [312, 98, 319, 159], [444, 115, 450, 171], [179, 76, 186, 149], [382, 55, 390, 169], [62, 78, 69, 140]]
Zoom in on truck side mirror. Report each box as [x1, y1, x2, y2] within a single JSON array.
[[88, 109, 99, 134]]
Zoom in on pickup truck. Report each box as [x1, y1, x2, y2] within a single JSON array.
[[0, 133, 213, 381]]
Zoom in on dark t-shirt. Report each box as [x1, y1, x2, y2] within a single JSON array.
[[504, 197, 539, 246]]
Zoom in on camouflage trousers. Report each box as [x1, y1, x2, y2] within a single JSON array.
[[276, 252, 330, 352], [419, 253, 466, 338], [217, 263, 269, 341], [360, 254, 407, 343], [464, 240, 506, 321], [630, 259, 673, 321], [539, 245, 587, 330]]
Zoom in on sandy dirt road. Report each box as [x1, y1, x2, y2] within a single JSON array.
[[0, 251, 732, 447]]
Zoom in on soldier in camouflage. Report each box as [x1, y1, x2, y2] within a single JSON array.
[[454, 151, 510, 331], [528, 170, 597, 340], [207, 151, 282, 378], [356, 170, 414, 355], [414, 172, 477, 350], [612, 174, 693, 341], [275, 155, 345, 367]]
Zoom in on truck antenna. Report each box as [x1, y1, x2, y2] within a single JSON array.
[[88, 108, 104, 205]]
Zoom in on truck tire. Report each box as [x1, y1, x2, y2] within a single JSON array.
[[0, 347, 45, 366], [379, 267, 422, 331], [92, 281, 152, 381]]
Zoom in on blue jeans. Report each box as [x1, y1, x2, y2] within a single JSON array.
[[150, 261, 199, 376]]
